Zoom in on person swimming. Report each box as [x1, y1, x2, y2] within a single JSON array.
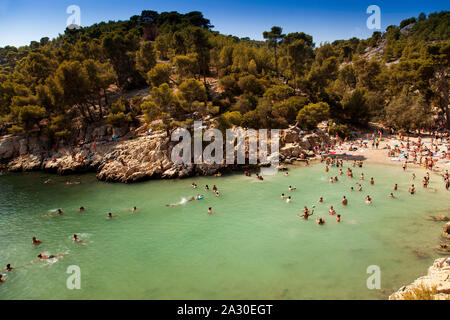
[[32, 237, 42, 245], [329, 177, 334, 183], [389, 193, 395, 198], [77, 206, 85, 212], [56, 209, 63, 215], [298, 209, 314, 220], [205, 185, 210, 191], [316, 218, 325, 225], [370, 177, 374, 185], [281, 193, 288, 199], [318, 197, 324, 203], [358, 184, 362, 191], [286, 196, 292, 204], [284, 172, 289, 177], [191, 182, 197, 189], [360, 173, 364, 180], [303, 206, 310, 215], [350, 187, 354, 191], [394, 184, 398, 191], [73, 234, 87, 245], [329, 206, 336, 215], [289, 186, 296, 191], [365, 195, 372, 204], [37, 253, 66, 260], [342, 196, 348, 206], [212, 185, 218, 192], [131, 206, 138, 213], [0, 274, 6, 282], [409, 184, 415, 195], [4, 264, 15, 272], [207, 207, 216, 214], [107, 212, 119, 218], [336, 214, 341, 222]]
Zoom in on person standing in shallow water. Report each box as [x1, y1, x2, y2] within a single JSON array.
[[342, 196, 348, 206]]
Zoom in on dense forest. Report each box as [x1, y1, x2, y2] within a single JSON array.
[[0, 10, 449, 142]]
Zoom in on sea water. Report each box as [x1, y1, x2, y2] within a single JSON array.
[[0, 163, 448, 299]]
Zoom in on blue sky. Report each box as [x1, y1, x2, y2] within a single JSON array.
[[0, 0, 448, 47]]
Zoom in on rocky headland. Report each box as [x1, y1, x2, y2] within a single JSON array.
[[0, 124, 334, 183]]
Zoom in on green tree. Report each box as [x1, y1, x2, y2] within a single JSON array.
[[147, 64, 172, 88], [263, 26, 285, 77], [296, 102, 330, 130]]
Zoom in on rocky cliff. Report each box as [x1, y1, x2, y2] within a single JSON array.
[[0, 125, 334, 183], [389, 257, 450, 300]]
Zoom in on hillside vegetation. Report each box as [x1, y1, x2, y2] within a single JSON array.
[[0, 10, 449, 143]]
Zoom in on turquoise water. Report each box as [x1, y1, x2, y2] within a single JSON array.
[[0, 163, 448, 300]]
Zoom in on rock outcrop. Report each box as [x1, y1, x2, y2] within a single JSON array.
[[389, 257, 450, 300], [0, 125, 334, 183]]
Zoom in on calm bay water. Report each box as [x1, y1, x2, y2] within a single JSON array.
[[0, 163, 448, 299]]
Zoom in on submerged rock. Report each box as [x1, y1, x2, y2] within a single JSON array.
[[426, 214, 449, 222]]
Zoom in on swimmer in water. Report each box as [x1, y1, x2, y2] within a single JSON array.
[[318, 197, 324, 203], [329, 206, 336, 215], [73, 234, 87, 245], [285, 172, 289, 177], [289, 186, 296, 191], [281, 193, 288, 199], [286, 196, 292, 204], [360, 173, 364, 180], [350, 187, 354, 192], [37, 253, 66, 260], [77, 206, 85, 212], [212, 185, 217, 192], [214, 190, 220, 197], [389, 193, 395, 198], [205, 185, 210, 191], [336, 214, 341, 223], [325, 166, 329, 172], [358, 184, 362, 192], [56, 209, 63, 215], [370, 177, 374, 185], [191, 182, 197, 189], [0, 274, 6, 282], [365, 195, 372, 204], [394, 184, 398, 191], [207, 207, 216, 214], [44, 179, 53, 184], [409, 184, 415, 195], [316, 218, 325, 225], [339, 169, 343, 175], [4, 264, 15, 272], [412, 173, 415, 180], [298, 209, 314, 220], [131, 206, 138, 213], [334, 176, 338, 182], [329, 177, 334, 183], [107, 212, 119, 219], [342, 196, 348, 206], [32, 237, 42, 245], [303, 206, 310, 215]]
